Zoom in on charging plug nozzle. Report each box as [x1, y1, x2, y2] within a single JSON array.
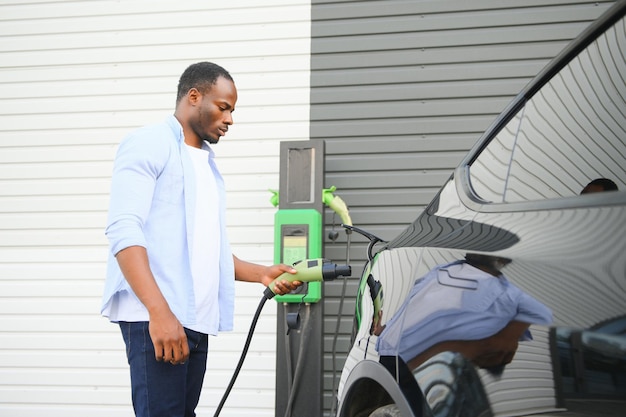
[[264, 258, 351, 299]]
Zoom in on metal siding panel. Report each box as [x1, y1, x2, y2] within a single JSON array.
[[314, 97, 512, 120], [312, 0, 609, 21], [313, 3, 614, 37], [312, 1, 617, 415], [0, 1, 311, 416], [313, 23, 594, 54]]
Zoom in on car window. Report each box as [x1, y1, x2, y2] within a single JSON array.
[[469, 16, 626, 203]]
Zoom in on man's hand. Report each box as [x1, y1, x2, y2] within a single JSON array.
[[233, 256, 302, 295], [115, 246, 189, 365], [149, 307, 190, 365], [261, 263, 302, 295]]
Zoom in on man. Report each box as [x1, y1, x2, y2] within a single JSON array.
[[101, 62, 300, 417]]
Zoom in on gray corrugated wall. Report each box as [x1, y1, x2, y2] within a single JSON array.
[[311, 1, 616, 414]]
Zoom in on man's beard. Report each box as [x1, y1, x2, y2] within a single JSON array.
[[197, 128, 219, 144]]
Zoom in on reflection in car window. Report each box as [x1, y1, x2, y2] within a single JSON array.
[[470, 17, 626, 203]]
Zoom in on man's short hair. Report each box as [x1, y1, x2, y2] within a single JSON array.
[[176, 62, 234, 104]]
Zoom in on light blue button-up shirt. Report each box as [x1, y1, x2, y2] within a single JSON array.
[[101, 115, 235, 332], [376, 261, 553, 362]]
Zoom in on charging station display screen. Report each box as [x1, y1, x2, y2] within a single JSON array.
[[283, 235, 307, 265], [281, 224, 309, 266]]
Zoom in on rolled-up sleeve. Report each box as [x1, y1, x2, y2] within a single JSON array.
[[106, 129, 170, 256]]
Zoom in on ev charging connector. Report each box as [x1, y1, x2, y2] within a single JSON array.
[[264, 258, 351, 299]]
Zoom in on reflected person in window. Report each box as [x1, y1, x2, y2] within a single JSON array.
[[374, 254, 553, 373]]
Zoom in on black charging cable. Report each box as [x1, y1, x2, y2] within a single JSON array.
[[329, 230, 351, 416], [213, 293, 271, 417]]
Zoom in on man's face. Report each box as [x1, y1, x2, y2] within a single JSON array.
[[191, 76, 238, 144]]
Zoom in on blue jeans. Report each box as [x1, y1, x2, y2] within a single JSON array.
[[119, 322, 209, 417]]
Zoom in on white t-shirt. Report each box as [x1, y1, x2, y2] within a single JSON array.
[[185, 144, 221, 335]]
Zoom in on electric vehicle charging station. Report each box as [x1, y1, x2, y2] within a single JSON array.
[[273, 139, 325, 417], [273, 140, 325, 302], [268, 140, 353, 416], [213, 140, 351, 417]]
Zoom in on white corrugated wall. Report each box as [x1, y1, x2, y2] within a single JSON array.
[[0, 1, 311, 416]]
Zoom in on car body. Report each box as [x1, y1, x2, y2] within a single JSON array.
[[336, 1, 626, 416]]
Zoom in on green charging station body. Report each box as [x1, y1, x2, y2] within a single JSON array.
[[274, 140, 325, 417], [274, 209, 322, 302]]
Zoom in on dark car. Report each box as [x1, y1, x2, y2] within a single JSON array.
[[336, 1, 626, 416]]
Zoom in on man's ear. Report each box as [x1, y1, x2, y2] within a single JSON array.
[[187, 88, 201, 105]]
